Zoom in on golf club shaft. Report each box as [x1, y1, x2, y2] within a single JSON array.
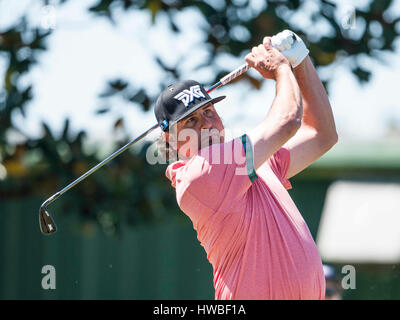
[[207, 63, 249, 92], [41, 123, 159, 208], [40, 63, 250, 212]]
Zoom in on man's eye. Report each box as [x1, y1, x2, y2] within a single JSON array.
[[204, 109, 213, 116]]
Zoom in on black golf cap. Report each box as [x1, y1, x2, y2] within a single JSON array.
[[154, 80, 225, 131]]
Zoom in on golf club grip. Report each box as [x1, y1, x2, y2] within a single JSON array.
[[206, 63, 249, 93], [220, 63, 249, 85], [215, 32, 297, 88]]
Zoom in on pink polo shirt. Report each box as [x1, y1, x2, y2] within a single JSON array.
[[166, 135, 325, 300]]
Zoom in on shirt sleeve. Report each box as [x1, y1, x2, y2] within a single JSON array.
[[267, 146, 292, 190], [171, 136, 254, 213]]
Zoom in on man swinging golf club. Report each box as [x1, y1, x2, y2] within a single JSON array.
[[155, 30, 338, 300]]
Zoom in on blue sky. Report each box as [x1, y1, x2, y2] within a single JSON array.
[[1, 0, 400, 154]]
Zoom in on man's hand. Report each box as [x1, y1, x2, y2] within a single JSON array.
[[271, 30, 309, 68], [245, 37, 290, 80]]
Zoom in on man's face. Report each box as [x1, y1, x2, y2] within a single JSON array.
[[167, 103, 225, 159]]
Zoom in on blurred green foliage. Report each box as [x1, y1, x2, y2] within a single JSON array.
[[1, 0, 400, 235]]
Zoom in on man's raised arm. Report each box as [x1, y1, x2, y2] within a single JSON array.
[[245, 38, 303, 171], [271, 30, 338, 179]]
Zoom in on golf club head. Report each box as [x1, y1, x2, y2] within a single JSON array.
[[39, 206, 57, 235]]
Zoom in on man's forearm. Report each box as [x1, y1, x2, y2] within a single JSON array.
[[249, 65, 303, 170], [293, 57, 337, 139], [270, 64, 302, 126]]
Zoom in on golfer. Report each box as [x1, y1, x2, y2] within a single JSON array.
[[154, 30, 338, 300]]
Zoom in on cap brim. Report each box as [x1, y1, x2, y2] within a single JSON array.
[[170, 96, 226, 128]]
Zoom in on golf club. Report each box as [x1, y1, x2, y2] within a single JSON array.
[[39, 62, 250, 235], [39, 32, 299, 235]]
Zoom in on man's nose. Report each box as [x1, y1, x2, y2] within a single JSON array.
[[200, 115, 212, 129]]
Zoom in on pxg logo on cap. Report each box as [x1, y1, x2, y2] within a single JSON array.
[[174, 85, 206, 108], [154, 80, 225, 132]]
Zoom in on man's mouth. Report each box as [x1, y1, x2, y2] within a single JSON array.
[[200, 135, 220, 148]]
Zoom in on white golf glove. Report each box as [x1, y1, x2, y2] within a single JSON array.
[[271, 30, 309, 68]]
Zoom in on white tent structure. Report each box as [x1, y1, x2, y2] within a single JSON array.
[[316, 180, 400, 264]]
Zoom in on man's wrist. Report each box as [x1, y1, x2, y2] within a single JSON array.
[[293, 55, 310, 71], [274, 63, 292, 80], [293, 56, 313, 82]]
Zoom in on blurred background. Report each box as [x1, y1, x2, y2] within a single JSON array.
[[1, 0, 399, 299]]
